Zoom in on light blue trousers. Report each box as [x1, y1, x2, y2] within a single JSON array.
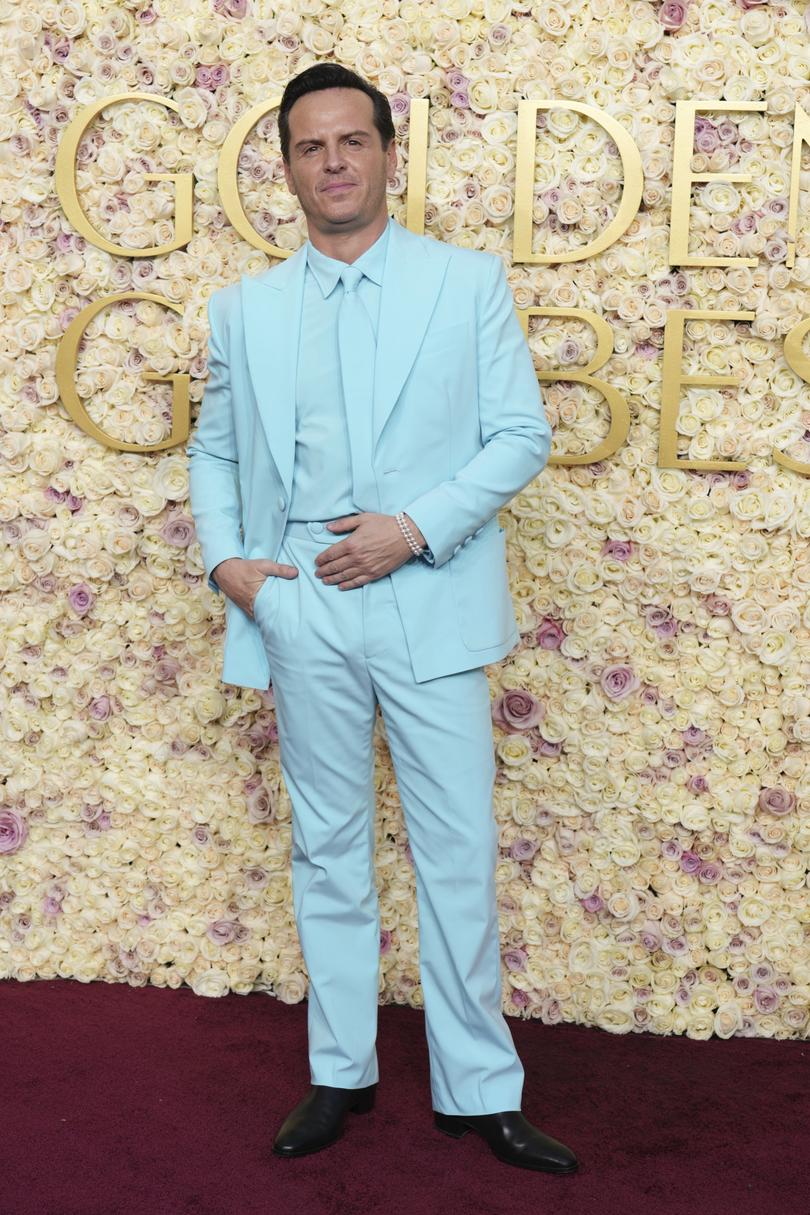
[[252, 517, 525, 1115]]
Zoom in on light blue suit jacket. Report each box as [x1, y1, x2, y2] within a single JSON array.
[[187, 218, 551, 687]]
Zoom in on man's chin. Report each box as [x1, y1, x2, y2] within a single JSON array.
[[313, 206, 366, 228]]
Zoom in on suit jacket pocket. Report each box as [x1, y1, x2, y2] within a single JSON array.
[[252, 574, 280, 633], [417, 321, 470, 361]]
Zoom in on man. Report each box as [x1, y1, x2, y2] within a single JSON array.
[[187, 62, 578, 1175]]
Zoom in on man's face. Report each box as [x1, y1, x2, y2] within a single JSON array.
[[282, 87, 396, 235]]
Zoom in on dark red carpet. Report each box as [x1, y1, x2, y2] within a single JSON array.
[[3, 978, 805, 1215]]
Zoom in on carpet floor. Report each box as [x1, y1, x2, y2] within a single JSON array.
[[3, 977, 806, 1215]]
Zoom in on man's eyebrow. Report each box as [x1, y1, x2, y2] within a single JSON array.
[[293, 130, 372, 149]]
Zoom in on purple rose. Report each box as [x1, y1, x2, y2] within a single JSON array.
[[602, 539, 634, 562], [687, 774, 709, 794], [510, 989, 529, 1008], [161, 514, 195, 547], [704, 595, 731, 616], [682, 726, 707, 745], [536, 616, 565, 649], [732, 212, 758, 235], [698, 862, 722, 884], [207, 919, 238, 945], [600, 663, 640, 701], [67, 583, 95, 616], [661, 936, 688, 957], [380, 929, 392, 955], [680, 851, 702, 874], [213, 0, 247, 15], [753, 987, 781, 1014], [241, 869, 266, 893], [154, 657, 180, 683], [661, 839, 683, 860], [581, 893, 604, 913], [639, 922, 663, 951], [557, 338, 581, 364], [246, 786, 273, 824], [389, 92, 410, 118], [89, 696, 112, 721], [0, 809, 28, 854], [660, 0, 688, 29], [662, 749, 685, 768], [496, 689, 545, 730], [764, 238, 787, 263], [635, 341, 659, 359], [695, 125, 720, 154], [533, 736, 562, 758], [645, 606, 679, 637], [510, 838, 539, 862], [504, 947, 528, 972], [758, 787, 796, 816], [42, 895, 63, 916]]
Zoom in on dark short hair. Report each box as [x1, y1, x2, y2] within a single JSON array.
[[279, 63, 395, 162]]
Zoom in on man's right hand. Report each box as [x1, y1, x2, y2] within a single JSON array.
[[211, 557, 299, 618]]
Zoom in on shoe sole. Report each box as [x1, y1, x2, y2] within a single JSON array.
[[272, 1130, 343, 1158]]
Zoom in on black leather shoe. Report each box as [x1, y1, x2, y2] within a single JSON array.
[[272, 1084, 377, 1157], [434, 1110, 578, 1174]]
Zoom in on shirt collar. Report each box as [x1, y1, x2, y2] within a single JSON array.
[[305, 216, 392, 298]]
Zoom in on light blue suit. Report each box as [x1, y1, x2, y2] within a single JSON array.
[[187, 216, 552, 1114]]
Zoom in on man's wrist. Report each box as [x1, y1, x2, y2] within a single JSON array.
[[211, 556, 242, 582], [400, 512, 425, 549]]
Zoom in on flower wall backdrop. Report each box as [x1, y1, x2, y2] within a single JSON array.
[[1, 0, 809, 1038]]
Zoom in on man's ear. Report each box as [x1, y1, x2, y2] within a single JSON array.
[[282, 160, 297, 196]]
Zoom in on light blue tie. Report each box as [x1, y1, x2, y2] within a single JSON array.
[[337, 264, 377, 511]]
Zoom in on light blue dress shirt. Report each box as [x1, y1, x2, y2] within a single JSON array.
[[288, 216, 433, 563]]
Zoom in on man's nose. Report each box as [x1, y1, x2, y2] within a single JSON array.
[[323, 143, 347, 171]]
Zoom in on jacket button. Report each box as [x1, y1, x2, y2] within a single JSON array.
[[277, 497, 286, 511]]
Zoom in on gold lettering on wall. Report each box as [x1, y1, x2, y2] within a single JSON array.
[[669, 101, 766, 268], [404, 98, 429, 236], [54, 93, 193, 257], [659, 309, 755, 470], [775, 315, 810, 474], [51, 93, 810, 474], [55, 294, 190, 452], [517, 307, 630, 464], [219, 97, 288, 259], [786, 104, 810, 271], [513, 101, 644, 264]]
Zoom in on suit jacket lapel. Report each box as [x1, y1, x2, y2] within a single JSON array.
[[241, 245, 307, 500], [240, 220, 453, 498], [373, 220, 452, 453]]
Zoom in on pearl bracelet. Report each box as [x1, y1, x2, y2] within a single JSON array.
[[395, 511, 425, 557]]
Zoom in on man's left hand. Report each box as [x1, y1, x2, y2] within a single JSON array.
[[314, 512, 426, 589]]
